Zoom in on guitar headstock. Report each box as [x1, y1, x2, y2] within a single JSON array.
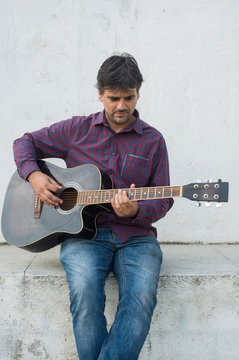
[[182, 180, 229, 204]]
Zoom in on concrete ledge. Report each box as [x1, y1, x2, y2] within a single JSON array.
[[1, 243, 239, 360]]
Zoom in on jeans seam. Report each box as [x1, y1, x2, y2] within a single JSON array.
[[98, 248, 126, 358]]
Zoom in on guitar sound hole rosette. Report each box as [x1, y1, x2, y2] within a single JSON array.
[[57, 182, 82, 215]]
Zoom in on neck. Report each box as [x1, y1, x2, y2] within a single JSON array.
[[106, 114, 136, 133]]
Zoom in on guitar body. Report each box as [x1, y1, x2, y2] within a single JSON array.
[[1, 161, 113, 252]]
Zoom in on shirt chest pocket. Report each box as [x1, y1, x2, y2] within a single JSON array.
[[120, 154, 150, 187]]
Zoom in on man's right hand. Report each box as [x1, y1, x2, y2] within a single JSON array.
[[27, 171, 63, 206]]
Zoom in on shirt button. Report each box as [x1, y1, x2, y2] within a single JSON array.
[[111, 152, 115, 156]]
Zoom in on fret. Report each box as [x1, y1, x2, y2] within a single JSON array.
[[149, 188, 155, 198], [99, 189, 103, 203], [87, 191, 92, 204], [76, 191, 80, 205], [127, 189, 133, 200], [156, 187, 162, 198], [172, 186, 181, 197], [84, 191, 88, 204], [94, 191, 100, 203], [81, 190, 84, 204], [85, 190, 88, 204], [105, 190, 110, 203], [101, 190, 105, 203], [142, 188, 148, 199], [163, 186, 172, 198]]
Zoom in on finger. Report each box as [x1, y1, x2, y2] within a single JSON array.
[[114, 192, 121, 209], [115, 189, 126, 205], [111, 198, 121, 215], [40, 190, 63, 206], [117, 190, 129, 208], [122, 190, 129, 203], [47, 177, 62, 191]]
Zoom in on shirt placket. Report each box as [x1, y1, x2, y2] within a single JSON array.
[[107, 133, 118, 177]]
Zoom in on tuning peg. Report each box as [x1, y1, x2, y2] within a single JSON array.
[[216, 202, 222, 208], [205, 202, 211, 207], [194, 201, 201, 207]]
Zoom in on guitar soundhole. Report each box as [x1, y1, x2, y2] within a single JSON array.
[[59, 187, 77, 211]]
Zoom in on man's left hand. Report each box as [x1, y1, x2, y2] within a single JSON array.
[[111, 184, 139, 218]]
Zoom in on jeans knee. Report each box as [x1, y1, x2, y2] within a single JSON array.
[[68, 273, 106, 317]]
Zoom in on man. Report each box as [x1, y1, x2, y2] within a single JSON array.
[[13, 53, 173, 360]]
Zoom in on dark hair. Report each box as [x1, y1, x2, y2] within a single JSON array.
[[97, 53, 143, 93]]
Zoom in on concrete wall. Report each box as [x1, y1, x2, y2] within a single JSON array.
[[1, 0, 238, 244]]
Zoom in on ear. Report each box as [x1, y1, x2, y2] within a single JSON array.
[[98, 89, 103, 102]]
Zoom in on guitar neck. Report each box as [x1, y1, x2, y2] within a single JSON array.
[[76, 185, 182, 205]]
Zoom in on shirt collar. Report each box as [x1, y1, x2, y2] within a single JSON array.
[[94, 110, 143, 135]]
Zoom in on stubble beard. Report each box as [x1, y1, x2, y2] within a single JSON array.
[[110, 110, 133, 125]]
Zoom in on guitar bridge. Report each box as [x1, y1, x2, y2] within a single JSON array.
[[34, 195, 43, 219]]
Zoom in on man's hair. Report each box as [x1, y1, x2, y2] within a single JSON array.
[[97, 53, 143, 93]]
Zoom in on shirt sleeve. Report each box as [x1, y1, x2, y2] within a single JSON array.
[[13, 118, 75, 180]]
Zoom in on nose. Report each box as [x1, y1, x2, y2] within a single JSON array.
[[116, 99, 127, 111]]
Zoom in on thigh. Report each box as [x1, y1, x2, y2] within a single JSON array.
[[113, 236, 163, 310], [60, 228, 114, 298]]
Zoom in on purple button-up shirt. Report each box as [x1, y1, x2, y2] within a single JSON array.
[[13, 110, 173, 242]]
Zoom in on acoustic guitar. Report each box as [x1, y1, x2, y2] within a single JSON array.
[[1, 160, 229, 252]]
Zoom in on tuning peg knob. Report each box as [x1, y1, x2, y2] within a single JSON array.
[[194, 201, 201, 207], [216, 202, 222, 208], [205, 202, 211, 207]]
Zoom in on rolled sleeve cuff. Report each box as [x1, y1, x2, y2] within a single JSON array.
[[18, 162, 41, 181], [131, 202, 147, 222]]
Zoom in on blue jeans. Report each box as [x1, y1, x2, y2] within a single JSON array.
[[60, 227, 163, 360]]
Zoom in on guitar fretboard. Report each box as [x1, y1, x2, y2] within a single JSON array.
[[76, 186, 182, 205]]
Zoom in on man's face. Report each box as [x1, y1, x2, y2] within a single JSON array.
[[98, 88, 140, 132]]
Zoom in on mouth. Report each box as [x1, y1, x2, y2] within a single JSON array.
[[114, 111, 128, 117]]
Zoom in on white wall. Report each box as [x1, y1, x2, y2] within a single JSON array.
[[1, 0, 238, 244]]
